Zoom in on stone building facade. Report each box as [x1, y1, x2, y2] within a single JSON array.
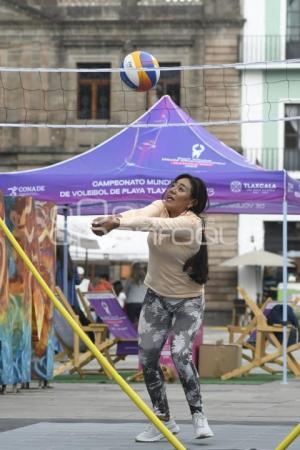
[[0, 0, 243, 324]]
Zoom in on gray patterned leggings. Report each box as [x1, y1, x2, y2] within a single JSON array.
[[138, 288, 204, 418]]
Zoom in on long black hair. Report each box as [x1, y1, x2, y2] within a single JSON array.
[[170, 173, 209, 285]]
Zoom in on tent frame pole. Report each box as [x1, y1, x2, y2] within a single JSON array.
[[282, 172, 288, 385], [63, 206, 68, 299]]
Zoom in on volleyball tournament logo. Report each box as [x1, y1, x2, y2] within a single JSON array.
[[161, 142, 225, 168], [191, 143, 205, 159]]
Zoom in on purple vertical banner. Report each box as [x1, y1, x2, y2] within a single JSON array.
[[87, 293, 138, 356]]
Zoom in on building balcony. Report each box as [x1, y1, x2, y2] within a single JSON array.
[[239, 35, 300, 64], [242, 147, 300, 172]]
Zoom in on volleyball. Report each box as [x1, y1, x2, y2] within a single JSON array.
[[120, 51, 160, 92]]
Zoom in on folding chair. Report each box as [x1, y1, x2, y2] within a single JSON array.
[[227, 296, 275, 372], [85, 292, 139, 371], [53, 286, 115, 378], [222, 287, 300, 380]]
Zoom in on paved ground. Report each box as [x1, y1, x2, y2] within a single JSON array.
[[0, 421, 299, 450], [1, 328, 299, 449]]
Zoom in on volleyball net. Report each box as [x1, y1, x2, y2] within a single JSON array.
[[1, 60, 300, 169], [1, 60, 300, 127]]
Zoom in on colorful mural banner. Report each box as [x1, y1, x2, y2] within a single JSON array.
[[31, 201, 56, 381], [0, 192, 12, 385], [26, 198, 45, 339], [4, 196, 33, 384], [0, 191, 9, 322], [0, 194, 56, 386]]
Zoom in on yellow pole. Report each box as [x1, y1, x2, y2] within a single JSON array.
[[275, 423, 300, 450], [0, 216, 186, 450]]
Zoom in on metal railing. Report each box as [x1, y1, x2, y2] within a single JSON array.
[[239, 35, 300, 63], [243, 147, 279, 170], [242, 147, 300, 171]]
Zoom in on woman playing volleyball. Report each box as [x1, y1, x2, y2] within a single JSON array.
[[91, 173, 213, 442]]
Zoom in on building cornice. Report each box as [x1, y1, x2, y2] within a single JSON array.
[[0, 0, 53, 21]]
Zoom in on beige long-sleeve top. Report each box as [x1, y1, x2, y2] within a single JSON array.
[[119, 200, 204, 298]]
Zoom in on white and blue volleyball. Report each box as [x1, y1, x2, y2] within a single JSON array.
[[120, 51, 160, 92]]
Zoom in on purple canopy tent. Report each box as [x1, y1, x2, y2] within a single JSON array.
[[0, 94, 291, 283], [1, 95, 299, 383], [0, 95, 299, 214]]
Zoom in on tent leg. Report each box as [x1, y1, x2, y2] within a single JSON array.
[[85, 248, 88, 274], [63, 206, 69, 299], [282, 197, 288, 385]]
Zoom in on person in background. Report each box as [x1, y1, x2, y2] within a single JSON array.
[[77, 266, 90, 293], [89, 274, 112, 293], [113, 280, 126, 308], [91, 173, 213, 442], [75, 266, 92, 316], [125, 262, 147, 326], [267, 303, 300, 346]]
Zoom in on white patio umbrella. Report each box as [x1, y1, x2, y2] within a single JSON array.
[[221, 249, 295, 302], [220, 249, 295, 268]]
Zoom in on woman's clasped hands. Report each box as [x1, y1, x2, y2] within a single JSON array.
[[91, 215, 120, 236]]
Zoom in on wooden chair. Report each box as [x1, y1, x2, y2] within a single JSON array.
[[222, 287, 300, 380], [227, 295, 274, 372], [290, 296, 300, 307], [53, 286, 115, 378], [84, 291, 139, 370]]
